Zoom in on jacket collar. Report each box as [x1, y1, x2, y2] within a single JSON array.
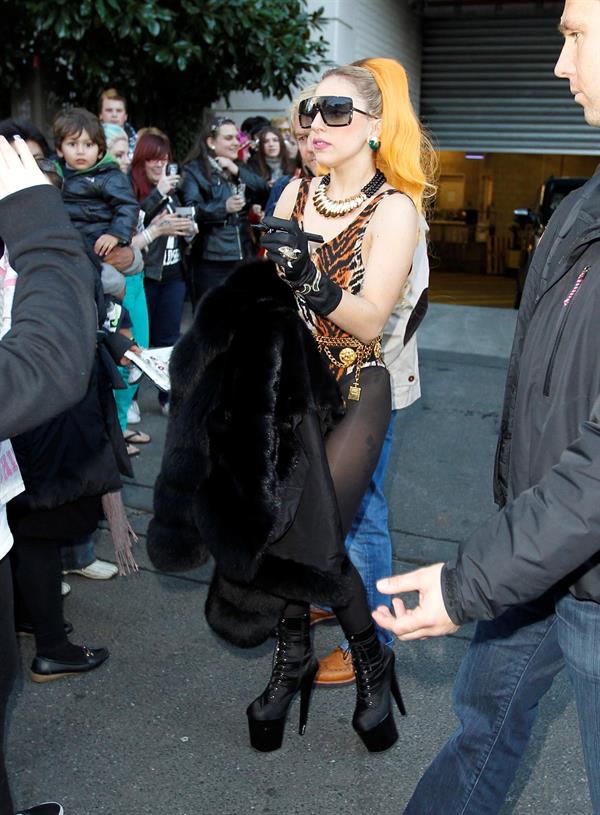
[[538, 171, 600, 296]]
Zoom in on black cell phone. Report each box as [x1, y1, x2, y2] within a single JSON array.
[[252, 222, 324, 244], [167, 163, 179, 176]]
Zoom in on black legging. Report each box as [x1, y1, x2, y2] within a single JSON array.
[[11, 537, 67, 655], [285, 365, 392, 635], [0, 554, 18, 813]]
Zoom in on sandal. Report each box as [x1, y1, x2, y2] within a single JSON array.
[[124, 429, 151, 445], [126, 443, 140, 457]]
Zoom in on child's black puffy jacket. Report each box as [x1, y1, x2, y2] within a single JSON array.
[[58, 154, 140, 246]]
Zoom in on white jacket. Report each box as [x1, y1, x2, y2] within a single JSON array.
[[0, 251, 25, 559], [383, 216, 429, 411]]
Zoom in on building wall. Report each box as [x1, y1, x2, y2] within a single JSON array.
[[213, 0, 422, 124], [351, 0, 422, 109]]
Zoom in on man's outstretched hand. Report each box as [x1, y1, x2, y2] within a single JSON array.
[[0, 136, 50, 200], [372, 563, 460, 641]]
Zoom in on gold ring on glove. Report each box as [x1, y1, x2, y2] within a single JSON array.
[[278, 246, 302, 261]]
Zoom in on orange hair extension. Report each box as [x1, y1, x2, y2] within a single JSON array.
[[324, 58, 438, 212], [362, 58, 437, 211]]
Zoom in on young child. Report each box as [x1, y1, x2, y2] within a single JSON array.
[[53, 107, 139, 260], [50, 117, 143, 426]]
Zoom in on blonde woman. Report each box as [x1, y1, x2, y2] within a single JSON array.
[[254, 57, 436, 752]]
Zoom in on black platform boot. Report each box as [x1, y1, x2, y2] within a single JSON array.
[[247, 612, 319, 752], [348, 623, 406, 752]]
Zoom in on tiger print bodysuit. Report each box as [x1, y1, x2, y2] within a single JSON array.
[[288, 177, 395, 541], [291, 177, 398, 385]]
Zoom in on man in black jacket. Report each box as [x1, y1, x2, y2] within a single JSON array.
[[0, 135, 96, 815], [373, 2, 600, 812]]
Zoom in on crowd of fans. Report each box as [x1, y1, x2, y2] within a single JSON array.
[[0, 88, 312, 687], [0, 86, 333, 814]]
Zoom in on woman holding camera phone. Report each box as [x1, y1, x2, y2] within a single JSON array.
[[130, 128, 195, 415], [180, 116, 268, 306]]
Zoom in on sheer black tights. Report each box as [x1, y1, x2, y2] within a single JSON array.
[[284, 366, 391, 637]]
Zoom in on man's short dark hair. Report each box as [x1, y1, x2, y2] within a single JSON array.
[[240, 115, 271, 138], [98, 88, 128, 114], [0, 118, 51, 156], [54, 108, 107, 156]]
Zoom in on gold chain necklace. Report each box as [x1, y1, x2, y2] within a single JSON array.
[[312, 170, 386, 218]]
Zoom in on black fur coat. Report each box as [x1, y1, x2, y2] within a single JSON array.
[[147, 261, 353, 647]]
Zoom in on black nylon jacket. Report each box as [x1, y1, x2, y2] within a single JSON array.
[[443, 172, 600, 624]]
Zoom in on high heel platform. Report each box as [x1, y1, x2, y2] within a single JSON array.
[[247, 612, 318, 752], [348, 623, 406, 752]]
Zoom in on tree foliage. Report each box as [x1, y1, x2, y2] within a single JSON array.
[[2, 0, 328, 135]]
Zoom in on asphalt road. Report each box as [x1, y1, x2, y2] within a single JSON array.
[[6, 306, 591, 815]]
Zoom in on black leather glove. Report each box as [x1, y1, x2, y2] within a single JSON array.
[[260, 216, 343, 316], [260, 215, 309, 279]]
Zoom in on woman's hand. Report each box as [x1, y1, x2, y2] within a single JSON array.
[[150, 212, 194, 237], [0, 136, 50, 200], [214, 156, 239, 176], [260, 216, 341, 315], [225, 194, 245, 214], [156, 165, 180, 196]]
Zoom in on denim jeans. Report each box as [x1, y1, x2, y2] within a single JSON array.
[[405, 592, 600, 815], [60, 534, 96, 570], [338, 411, 397, 649], [144, 277, 187, 348], [144, 277, 187, 408]]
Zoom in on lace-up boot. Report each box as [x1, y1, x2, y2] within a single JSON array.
[[246, 611, 318, 752], [348, 622, 406, 752]]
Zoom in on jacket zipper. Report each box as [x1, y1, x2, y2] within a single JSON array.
[[235, 224, 243, 260], [543, 265, 589, 397]]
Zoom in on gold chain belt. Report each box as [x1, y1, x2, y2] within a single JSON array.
[[316, 335, 383, 401]]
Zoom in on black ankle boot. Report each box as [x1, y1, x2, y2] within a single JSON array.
[[348, 623, 406, 752], [247, 612, 319, 752], [16, 803, 63, 815]]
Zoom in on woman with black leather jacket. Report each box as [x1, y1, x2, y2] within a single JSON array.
[[180, 116, 268, 306]]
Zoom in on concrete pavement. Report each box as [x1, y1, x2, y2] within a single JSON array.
[[7, 305, 591, 815]]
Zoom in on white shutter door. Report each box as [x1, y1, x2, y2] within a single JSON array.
[[421, 16, 600, 155]]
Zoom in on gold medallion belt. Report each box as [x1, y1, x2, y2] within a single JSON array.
[[316, 335, 383, 401]]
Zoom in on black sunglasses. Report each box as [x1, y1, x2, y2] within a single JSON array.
[[298, 96, 374, 128]]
